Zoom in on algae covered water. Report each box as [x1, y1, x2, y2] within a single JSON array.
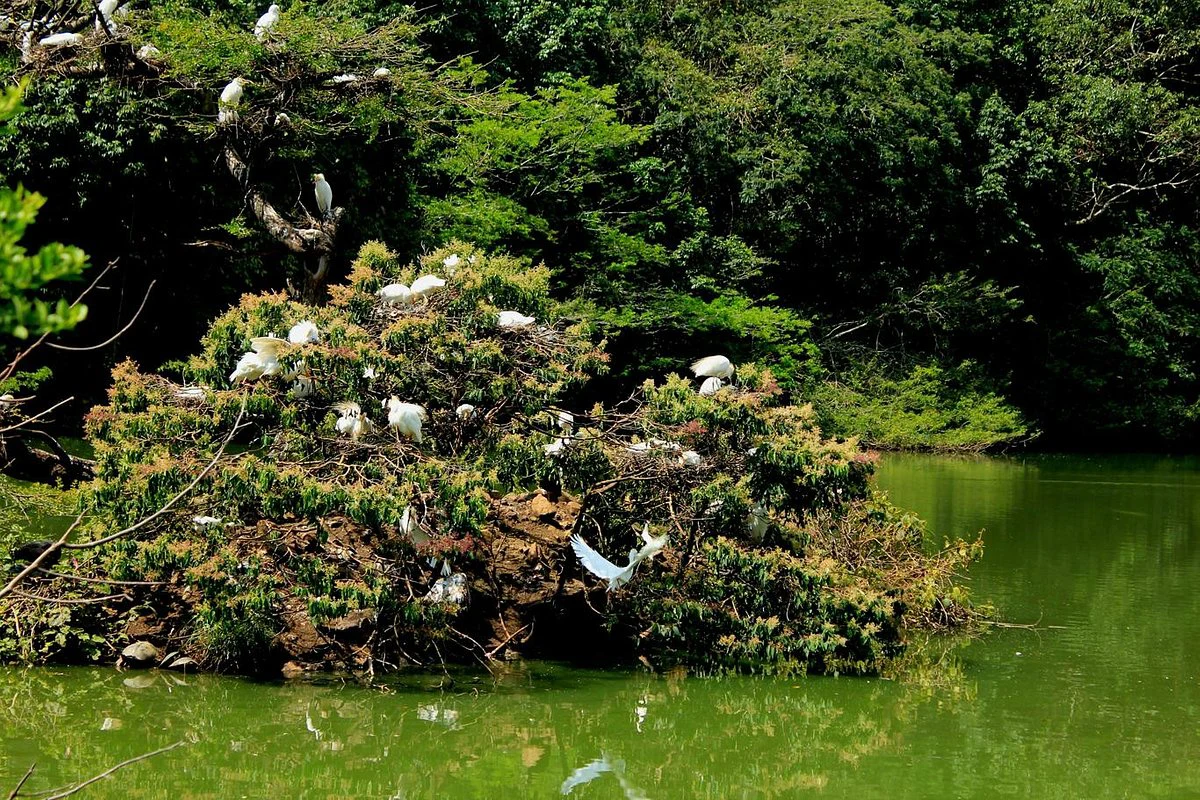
[[1, 453, 1197, 798]]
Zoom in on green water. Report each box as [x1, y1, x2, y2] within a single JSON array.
[[2, 453, 1199, 798]]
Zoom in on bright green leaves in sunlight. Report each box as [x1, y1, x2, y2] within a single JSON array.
[[0, 83, 88, 340]]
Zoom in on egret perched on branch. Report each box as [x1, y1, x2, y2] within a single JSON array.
[[691, 355, 734, 380], [747, 502, 769, 542], [218, 77, 246, 125], [625, 438, 681, 455], [699, 376, 723, 396], [372, 67, 391, 78], [39, 32, 82, 46], [377, 283, 412, 305], [556, 411, 574, 433], [254, 4, 280, 39], [362, 365, 378, 380], [96, 0, 119, 30], [543, 437, 569, 456], [442, 253, 461, 275], [385, 397, 426, 443], [410, 274, 445, 299], [334, 401, 373, 441], [175, 385, 206, 401], [312, 173, 332, 218], [330, 73, 359, 84], [680, 450, 702, 467], [570, 523, 668, 591], [497, 310, 536, 329], [456, 403, 477, 420], [229, 338, 287, 384], [136, 43, 160, 60], [287, 320, 320, 345]]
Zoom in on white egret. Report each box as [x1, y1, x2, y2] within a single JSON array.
[[249, 335, 289, 375], [218, 77, 246, 125], [292, 374, 315, 397], [699, 376, 723, 396], [362, 365, 377, 380], [254, 4, 279, 39], [287, 320, 320, 345], [385, 397, 426, 443], [39, 32, 82, 46], [274, 111, 291, 127], [312, 173, 332, 218], [19, 31, 33, 63], [442, 253, 461, 275], [372, 67, 391, 77], [625, 438, 680, 455], [680, 450, 702, 467], [747, 502, 769, 542], [690, 355, 734, 379], [569, 524, 667, 591], [409, 274, 445, 298], [229, 352, 268, 384], [497, 310, 536, 329], [557, 410, 574, 432], [377, 283, 411, 305], [0, 394, 14, 408], [192, 515, 224, 530], [174, 386, 206, 400], [136, 44, 160, 59], [543, 437, 569, 456], [334, 401, 373, 440], [330, 73, 359, 84], [96, 0, 119, 29], [456, 403, 477, 420], [424, 572, 467, 605]]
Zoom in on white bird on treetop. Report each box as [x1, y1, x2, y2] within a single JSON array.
[[699, 376, 723, 396], [570, 523, 668, 591], [229, 348, 281, 384], [312, 173, 332, 218], [372, 67, 391, 78], [456, 403, 477, 420], [442, 254, 461, 275], [218, 77, 246, 125], [410, 274, 446, 298], [287, 320, 320, 345], [386, 397, 427, 443], [497, 310, 536, 329], [334, 401, 373, 440], [249, 336, 290, 370], [39, 32, 82, 46], [691, 355, 734, 379], [254, 4, 280, 39], [377, 283, 412, 305]]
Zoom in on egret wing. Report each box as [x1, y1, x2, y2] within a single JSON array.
[[569, 535, 626, 581]]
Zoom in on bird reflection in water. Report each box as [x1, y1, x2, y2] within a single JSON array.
[[560, 753, 649, 800]]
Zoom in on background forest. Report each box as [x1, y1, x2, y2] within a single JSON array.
[[3, 0, 1198, 451]]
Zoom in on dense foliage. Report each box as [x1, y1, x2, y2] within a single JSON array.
[[3, 0, 1199, 448]]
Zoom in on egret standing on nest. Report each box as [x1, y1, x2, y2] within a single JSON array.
[[334, 402, 373, 441], [385, 397, 427, 443], [313, 173, 332, 218]]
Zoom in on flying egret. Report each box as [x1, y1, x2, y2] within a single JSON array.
[[409, 274, 445, 298], [377, 283, 412, 305], [334, 401, 373, 440], [39, 32, 82, 46], [497, 310, 536, 329], [570, 524, 667, 591], [691, 355, 734, 379], [218, 77, 246, 125], [96, 0, 119, 29], [456, 403, 476, 420], [680, 450, 702, 467], [254, 4, 280, 39], [372, 67, 391, 78], [312, 173, 332, 218], [287, 320, 320, 345], [699, 376, 723, 396], [385, 397, 426, 443], [747, 502, 769, 542]]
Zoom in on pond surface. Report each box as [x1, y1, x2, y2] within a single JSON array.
[[1, 453, 1198, 798]]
